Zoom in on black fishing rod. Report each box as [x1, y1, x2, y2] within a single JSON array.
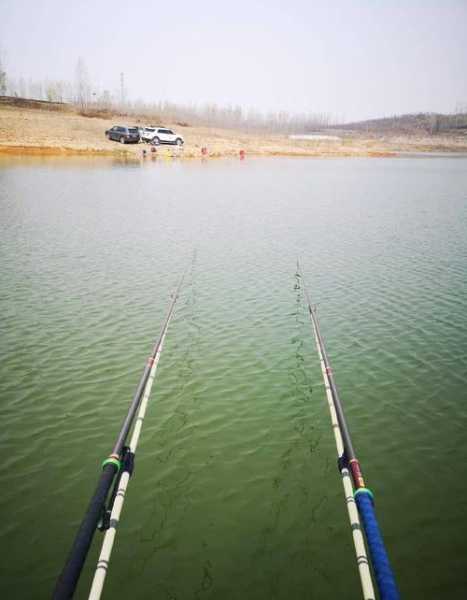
[[53, 271, 186, 600], [297, 262, 399, 600]]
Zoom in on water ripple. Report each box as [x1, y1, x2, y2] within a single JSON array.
[[1, 157, 467, 599]]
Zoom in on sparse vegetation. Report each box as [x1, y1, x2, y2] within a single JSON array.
[[1, 97, 466, 159], [2, 58, 333, 134], [334, 111, 467, 135], [0, 57, 6, 96], [3, 54, 467, 138]]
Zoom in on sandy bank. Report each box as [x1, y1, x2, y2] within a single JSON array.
[[1, 103, 467, 159]]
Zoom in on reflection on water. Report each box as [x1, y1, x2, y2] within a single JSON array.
[[1, 156, 467, 599], [0, 153, 148, 170]]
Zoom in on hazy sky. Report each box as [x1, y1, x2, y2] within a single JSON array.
[[1, 0, 467, 121]]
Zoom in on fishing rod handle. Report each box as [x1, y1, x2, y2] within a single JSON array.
[[355, 491, 400, 600], [53, 463, 118, 600]]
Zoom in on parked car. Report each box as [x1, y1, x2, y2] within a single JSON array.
[[141, 126, 157, 143], [105, 125, 140, 144], [142, 127, 184, 146], [133, 126, 144, 138]]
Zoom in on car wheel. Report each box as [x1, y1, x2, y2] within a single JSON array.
[[120, 136, 126, 144], [176, 138, 183, 146], [152, 137, 160, 146]]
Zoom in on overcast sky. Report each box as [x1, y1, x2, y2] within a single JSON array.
[[1, 0, 467, 122]]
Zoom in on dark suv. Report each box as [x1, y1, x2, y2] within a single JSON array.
[[105, 126, 140, 144]]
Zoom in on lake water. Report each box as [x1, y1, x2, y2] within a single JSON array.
[[1, 155, 467, 599]]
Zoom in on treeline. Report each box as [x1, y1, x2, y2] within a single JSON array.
[[5, 56, 465, 135], [120, 101, 334, 133], [0, 57, 332, 133]]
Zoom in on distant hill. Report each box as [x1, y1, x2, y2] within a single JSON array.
[[334, 112, 467, 135], [0, 95, 70, 112]]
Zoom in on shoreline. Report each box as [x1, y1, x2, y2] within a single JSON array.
[[0, 144, 400, 159], [3, 145, 467, 161]]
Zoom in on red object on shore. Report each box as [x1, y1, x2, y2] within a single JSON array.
[[151, 146, 157, 153], [239, 149, 245, 159], [201, 147, 208, 156]]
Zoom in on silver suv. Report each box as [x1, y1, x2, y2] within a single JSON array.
[[141, 127, 184, 146]]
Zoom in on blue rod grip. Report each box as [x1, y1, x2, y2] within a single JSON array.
[[355, 491, 400, 600]]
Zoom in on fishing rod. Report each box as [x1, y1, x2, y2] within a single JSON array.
[[297, 262, 399, 600], [300, 273, 375, 599], [88, 308, 170, 600], [53, 271, 186, 600]]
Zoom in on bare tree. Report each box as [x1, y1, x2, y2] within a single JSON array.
[[75, 57, 90, 109], [119, 72, 126, 108], [0, 55, 7, 96], [45, 81, 58, 102], [99, 89, 112, 110], [428, 114, 440, 135], [29, 80, 44, 100], [18, 77, 27, 98]]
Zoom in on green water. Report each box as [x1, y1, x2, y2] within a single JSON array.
[[1, 156, 466, 599]]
